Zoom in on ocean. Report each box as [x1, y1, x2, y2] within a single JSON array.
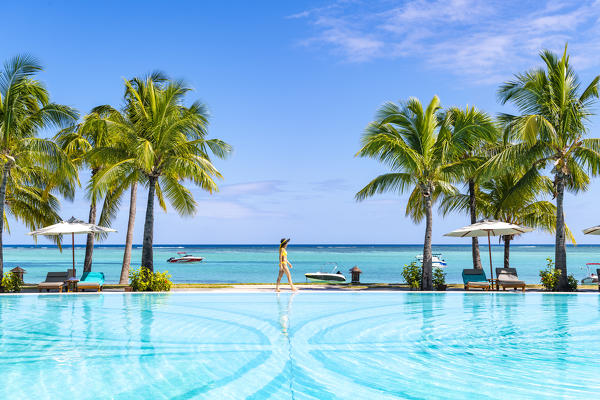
[[5, 244, 600, 285]]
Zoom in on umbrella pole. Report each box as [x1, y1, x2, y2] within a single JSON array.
[[487, 231, 494, 290], [71, 232, 75, 278]]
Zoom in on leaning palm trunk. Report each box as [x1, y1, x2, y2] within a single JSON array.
[[555, 173, 567, 290], [503, 235, 511, 268], [0, 164, 10, 281], [468, 180, 482, 269], [421, 192, 433, 290], [120, 182, 137, 284], [141, 176, 156, 272], [83, 198, 96, 272]]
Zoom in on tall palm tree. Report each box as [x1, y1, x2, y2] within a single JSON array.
[[55, 111, 121, 272], [481, 173, 575, 268], [0, 55, 78, 279], [93, 74, 231, 272], [356, 96, 457, 290], [441, 106, 498, 270], [86, 104, 143, 283], [487, 45, 600, 290]]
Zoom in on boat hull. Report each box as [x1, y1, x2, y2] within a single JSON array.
[[305, 273, 346, 283]]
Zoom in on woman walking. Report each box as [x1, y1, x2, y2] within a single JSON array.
[[276, 238, 298, 292]]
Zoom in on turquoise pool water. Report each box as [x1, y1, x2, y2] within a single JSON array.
[[1, 292, 599, 399]]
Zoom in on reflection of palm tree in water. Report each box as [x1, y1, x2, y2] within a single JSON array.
[[277, 292, 297, 398]]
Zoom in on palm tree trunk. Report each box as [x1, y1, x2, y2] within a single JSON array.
[[120, 181, 137, 284], [0, 163, 11, 283], [555, 172, 568, 290], [503, 235, 511, 269], [83, 198, 97, 273], [421, 192, 433, 291], [469, 179, 482, 269], [141, 176, 156, 272], [83, 169, 99, 273]]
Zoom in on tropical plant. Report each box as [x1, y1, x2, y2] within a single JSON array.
[[539, 257, 577, 291], [401, 262, 421, 290], [487, 45, 600, 291], [1, 270, 23, 292], [440, 106, 498, 270], [356, 96, 457, 290], [92, 74, 231, 272], [129, 266, 172, 291], [432, 267, 446, 290], [0, 55, 78, 279]]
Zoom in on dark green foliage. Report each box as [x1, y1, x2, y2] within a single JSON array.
[[539, 258, 577, 291], [1, 271, 23, 293]]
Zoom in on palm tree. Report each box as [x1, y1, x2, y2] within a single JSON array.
[[86, 104, 143, 283], [55, 112, 120, 272], [0, 55, 78, 279], [356, 96, 457, 290], [93, 74, 231, 272], [481, 172, 574, 268], [440, 106, 498, 270], [488, 45, 600, 290]]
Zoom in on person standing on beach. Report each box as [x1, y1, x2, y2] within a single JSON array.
[[276, 238, 298, 292]]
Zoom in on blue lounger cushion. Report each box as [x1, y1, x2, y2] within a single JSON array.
[[78, 272, 105, 289]]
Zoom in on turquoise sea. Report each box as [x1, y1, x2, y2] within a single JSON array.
[[5, 244, 600, 284]]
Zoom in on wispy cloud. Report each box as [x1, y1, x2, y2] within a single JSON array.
[[218, 180, 284, 197], [290, 0, 600, 83]]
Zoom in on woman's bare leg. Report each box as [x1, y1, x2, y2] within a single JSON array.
[[283, 267, 298, 291], [276, 269, 284, 292]]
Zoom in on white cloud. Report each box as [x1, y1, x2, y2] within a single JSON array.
[[290, 0, 600, 83]]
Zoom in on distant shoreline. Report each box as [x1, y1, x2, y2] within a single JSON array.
[[2, 243, 596, 248]]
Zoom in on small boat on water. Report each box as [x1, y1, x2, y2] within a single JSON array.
[[305, 263, 347, 283], [415, 253, 447, 268], [581, 263, 599, 284], [167, 252, 204, 264]]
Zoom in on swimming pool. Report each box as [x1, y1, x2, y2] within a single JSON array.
[[0, 292, 598, 399]]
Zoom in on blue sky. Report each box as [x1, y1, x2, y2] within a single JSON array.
[[3, 0, 600, 245]]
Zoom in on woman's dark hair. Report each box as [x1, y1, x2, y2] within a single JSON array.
[[280, 238, 290, 247]]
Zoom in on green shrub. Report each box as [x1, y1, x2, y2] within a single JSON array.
[[129, 267, 172, 292], [433, 267, 446, 290], [539, 257, 577, 292], [1, 271, 23, 293], [402, 262, 421, 290]]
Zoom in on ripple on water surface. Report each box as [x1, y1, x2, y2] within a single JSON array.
[[0, 293, 599, 399]]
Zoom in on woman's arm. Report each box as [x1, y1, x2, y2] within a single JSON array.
[[287, 260, 293, 269]]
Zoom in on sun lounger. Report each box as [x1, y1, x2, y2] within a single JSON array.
[[496, 268, 526, 292], [77, 272, 105, 292], [37, 272, 68, 292], [462, 269, 490, 290]]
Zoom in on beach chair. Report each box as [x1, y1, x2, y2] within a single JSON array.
[[77, 272, 105, 292], [496, 268, 526, 292], [37, 272, 69, 292], [462, 269, 490, 291]]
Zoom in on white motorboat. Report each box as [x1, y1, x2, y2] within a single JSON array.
[[167, 252, 204, 264], [305, 263, 347, 283], [415, 253, 447, 268], [581, 263, 599, 284]]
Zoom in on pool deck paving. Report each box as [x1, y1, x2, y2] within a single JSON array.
[[7, 282, 600, 294]]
